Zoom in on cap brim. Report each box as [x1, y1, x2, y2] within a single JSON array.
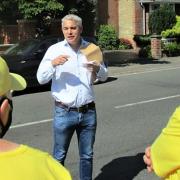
[[10, 73, 27, 91]]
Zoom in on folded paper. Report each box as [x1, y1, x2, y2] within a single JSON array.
[[80, 43, 103, 64]]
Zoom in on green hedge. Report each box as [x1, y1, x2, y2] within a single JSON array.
[[161, 16, 180, 39], [133, 35, 151, 47], [97, 24, 132, 50], [97, 25, 119, 50]]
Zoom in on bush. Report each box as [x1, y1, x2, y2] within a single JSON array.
[[138, 45, 151, 58], [163, 42, 180, 56], [161, 16, 180, 38], [97, 25, 119, 50], [133, 35, 151, 47], [118, 38, 132, 49], [149, 4, 176, 34], [19, 0, 64, 19]]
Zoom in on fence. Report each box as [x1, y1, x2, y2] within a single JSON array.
[[0, 19, 63, 44]]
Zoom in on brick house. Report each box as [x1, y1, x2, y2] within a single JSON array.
[[97, 0, 180, 47]]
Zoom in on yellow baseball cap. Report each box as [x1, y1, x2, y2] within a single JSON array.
[[0, 56, 27, 96]]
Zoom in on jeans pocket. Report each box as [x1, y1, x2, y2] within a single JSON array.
[[55, 106, 68, 117]]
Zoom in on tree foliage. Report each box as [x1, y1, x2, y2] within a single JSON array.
[[149, 4, 176, 34], [0, 0, 64, 24], [0, 0, 96, 36], [19, 0, 64, 19]]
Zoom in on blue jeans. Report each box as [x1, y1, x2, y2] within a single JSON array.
[[53, 105, 97, 180]]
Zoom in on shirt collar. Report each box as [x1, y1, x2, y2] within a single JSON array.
[[62, 38, 90, 49]]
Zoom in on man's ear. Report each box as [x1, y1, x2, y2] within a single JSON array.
[[80, 26, 83, 34], [0, 99, 11, 126]]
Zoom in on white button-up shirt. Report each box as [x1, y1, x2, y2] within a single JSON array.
[[37, 39, 108, 107]]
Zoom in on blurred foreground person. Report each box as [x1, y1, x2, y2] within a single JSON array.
[[144, 107, 180, 180], [0, 57, 71, 180]]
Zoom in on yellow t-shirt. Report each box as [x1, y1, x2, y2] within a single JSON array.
[[151, 106, 180, 180], [0, 144, 72, 180]]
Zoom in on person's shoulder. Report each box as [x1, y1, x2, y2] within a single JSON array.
[[46, 154, 72, 179], [22, 145, 49, 158], [48, 39, 65, 50], [81, 39, 99, 49], [22, 145, 72, 179], [82, 36, 97, 45]]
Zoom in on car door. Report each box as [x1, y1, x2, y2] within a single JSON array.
[[26, 37, 60, 87]]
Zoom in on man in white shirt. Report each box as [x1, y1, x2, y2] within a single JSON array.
[[37, 14, 108, 180]]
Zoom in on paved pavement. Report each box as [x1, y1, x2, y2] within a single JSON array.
[[8, 55, 180, 180], [107, 56, 180, 77], [106, 55, 180, 180]]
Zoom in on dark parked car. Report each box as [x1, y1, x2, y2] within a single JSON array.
[[1, 36, 63, 88], [1, 36, 101, 89]]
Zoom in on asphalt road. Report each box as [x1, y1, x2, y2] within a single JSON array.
[[5, 56, 180, 180]]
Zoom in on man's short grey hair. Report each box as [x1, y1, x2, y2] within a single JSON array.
[[61, 14, 82, 28]]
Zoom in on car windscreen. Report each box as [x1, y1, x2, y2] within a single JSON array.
[[4, 40, 40, 56]]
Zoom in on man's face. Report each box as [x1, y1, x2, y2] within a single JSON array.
[[0, 95, 13, 138], [62, 20, 82, 47]]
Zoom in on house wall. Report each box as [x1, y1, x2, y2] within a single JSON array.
[[108, 0, 119, 33], [0, 25, 18, 44], [97, 0, 119, 33], [97, 0, 108, 25], [97, 0, 144, 47], [118, 0, 143, 47], [0, 19, 63, 44]]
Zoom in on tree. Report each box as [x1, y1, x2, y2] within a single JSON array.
[[0, 0, 20, 24], [0, 0, 96, 36], [19, 0, 64, 19], [0, 0, 64, 25], [149, 3, 176, 35], [18, 0, 64, 36]]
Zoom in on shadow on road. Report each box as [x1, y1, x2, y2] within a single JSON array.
[[12, 84, 50, 97], [95, 76, 118, 85], [132, 58, 170, 65], [94, 153, 146, 180]]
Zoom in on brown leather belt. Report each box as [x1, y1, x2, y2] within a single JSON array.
[[55, 101, 95, 113]]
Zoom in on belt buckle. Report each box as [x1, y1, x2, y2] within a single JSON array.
[[78, 106, 87, 113]]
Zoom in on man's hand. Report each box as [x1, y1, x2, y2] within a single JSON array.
[[84, 61, 100, 73], [143, 146, 154, 173], [83, 61, 100, 82], [52, 55, 70, 67]]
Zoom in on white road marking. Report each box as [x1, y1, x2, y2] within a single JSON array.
[[11, 119, 52, 129], [11, 66, 180, 128], [115, 94, 180, 109]]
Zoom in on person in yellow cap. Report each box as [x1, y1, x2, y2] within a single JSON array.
[[143, 106, 180, 180], [0, 57, 72, 180]]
